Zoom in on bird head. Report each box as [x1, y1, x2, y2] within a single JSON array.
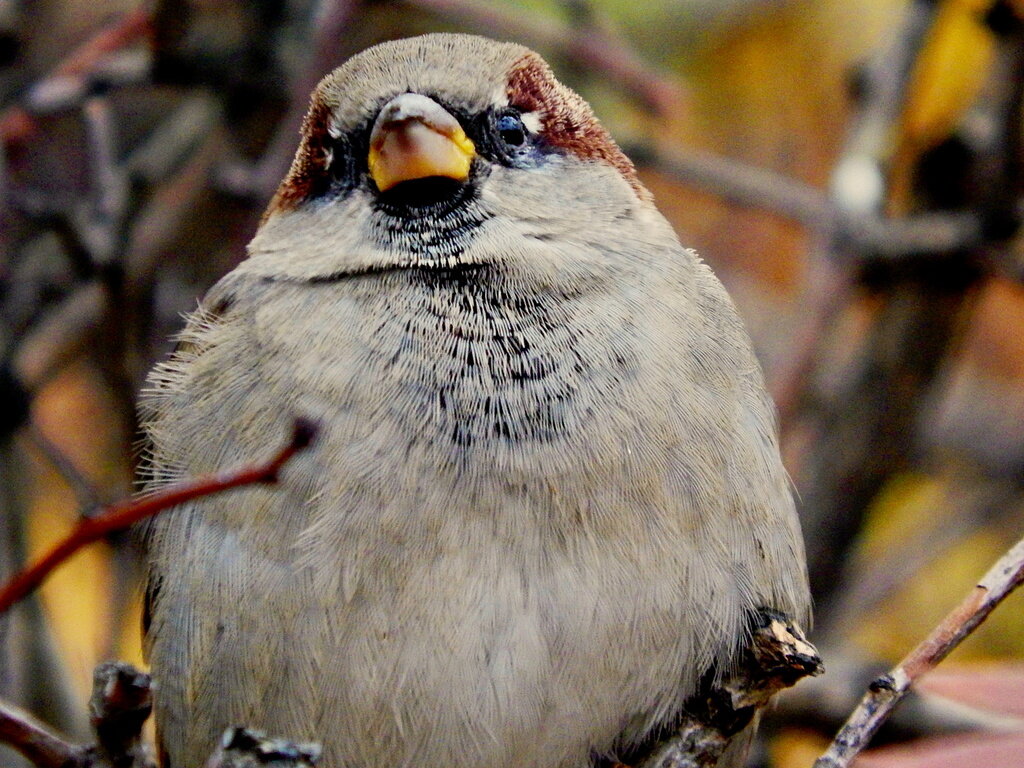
[[248, 34, 662, 280]]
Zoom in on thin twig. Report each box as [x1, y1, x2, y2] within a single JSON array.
[[0, 9, 151, 145], [0, 419, 318, 614], [245, 0, 363, 200], [23, 422, 105, 512], [813, 533, 1024, 768], [627, 143, 833, 229], [398, 0, 682, 115]]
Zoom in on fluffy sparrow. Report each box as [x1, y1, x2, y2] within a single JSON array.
[[140, 33, 810, 768]]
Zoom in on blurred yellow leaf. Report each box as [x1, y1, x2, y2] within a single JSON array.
[[26, 361, 138, 699], [770, 728, 832, 768], [901, 0, 994, 149], [854, 472, 1024, 661]]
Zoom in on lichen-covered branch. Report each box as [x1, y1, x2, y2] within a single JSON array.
[[639, 610, 823, 768]]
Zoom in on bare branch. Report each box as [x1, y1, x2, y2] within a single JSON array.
[[0, 699, 85, 768], [814, 534, 1024, 768], [0, 418, 318, 614]]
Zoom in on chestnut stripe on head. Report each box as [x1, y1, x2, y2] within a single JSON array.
[[505, 53, 648, 200], [265, 99, 335, 220]]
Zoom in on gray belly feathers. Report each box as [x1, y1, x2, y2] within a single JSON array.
[[140, 256, 807, 768]]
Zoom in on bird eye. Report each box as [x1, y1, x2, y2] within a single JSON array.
[[496, 113, 527, 147]]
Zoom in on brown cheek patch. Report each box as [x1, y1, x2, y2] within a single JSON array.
[[262, 98, 333, 222], [506, 53, 648, 200]]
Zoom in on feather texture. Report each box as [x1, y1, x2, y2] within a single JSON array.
[[139, 33, 809, 768]]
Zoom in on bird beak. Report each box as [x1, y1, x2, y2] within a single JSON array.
[[368, 93, 476, 193]]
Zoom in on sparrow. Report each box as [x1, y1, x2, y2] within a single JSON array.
[[139, 33, 810, 768]]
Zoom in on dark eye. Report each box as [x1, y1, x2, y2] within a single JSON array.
[[496, 113, 527, 147]]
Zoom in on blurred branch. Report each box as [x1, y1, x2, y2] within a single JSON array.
[[0, 418, 318, 614], [629, 143, 985, 258], [830, 0, 941, 218], [628, 143, 833, 228], [23, 422, 104, 512], [227, 0, 362, 201], [120, 114, 229, 388], [12, 280, 108, 392], [78, 95, 130, 267], [814, 533, 1024, 768], [125, 93, 221, 186], [125, 127, 226, 286], [397, 0, 682, 115], [0, 435, 83, 738], [782, 0, 1024, 614], [0, 9, 151, 146]]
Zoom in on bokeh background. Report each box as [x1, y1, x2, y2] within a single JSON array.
[[3, 0, 1024, 766]]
